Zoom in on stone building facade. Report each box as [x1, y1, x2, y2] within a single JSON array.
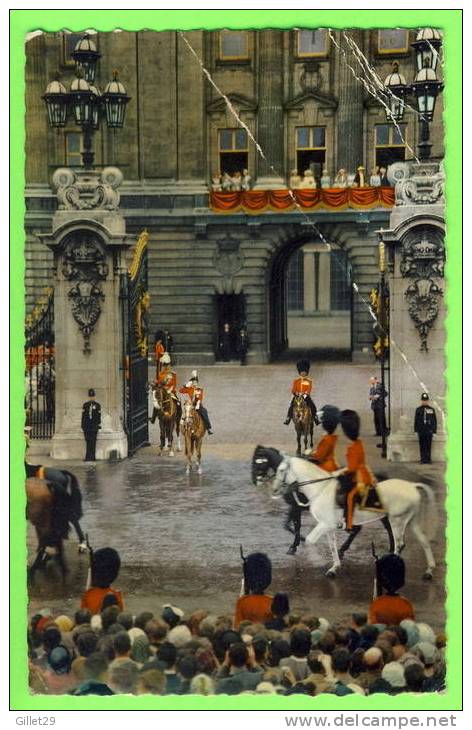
[[24, 28, 444, 364]]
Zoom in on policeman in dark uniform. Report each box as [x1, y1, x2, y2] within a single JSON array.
[[81, 388, 101, 461], [414, 393, 437, 464]]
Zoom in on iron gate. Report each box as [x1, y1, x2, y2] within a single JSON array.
[[121, 231, 150, 455], [25, 288, 55, 439]]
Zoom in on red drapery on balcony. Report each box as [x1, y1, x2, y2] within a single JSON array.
[[210, 187, 395, 213]]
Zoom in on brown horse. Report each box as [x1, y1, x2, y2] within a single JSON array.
[[25, 464, 85, 583], [181, 400, 206, 474], [293, 394, 314, 456], [155, 386, 181, 456]]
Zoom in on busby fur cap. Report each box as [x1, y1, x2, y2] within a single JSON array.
[[296, 359, 310, 375], [91, 547, 121, 589], [243, 551, 272, 594], [319, 405, 340, 434], [376, 553, 405, 595], [340, 409, 360, 441]]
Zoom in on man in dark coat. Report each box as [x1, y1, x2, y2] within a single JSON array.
[[414, 393, 437, 464], [81, 388, 101, 462], [369, 376, 388, 438]]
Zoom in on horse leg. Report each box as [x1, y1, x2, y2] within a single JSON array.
[[409, 515, 436, 580], [287, 507, 302, 555], [381, 515, 395, 553], [158, 422, 165, 456], [28, 545, 46, 584], [176, 418, 182, 452], [168, 422, 174, 457], [55, 541, 68, 582], [326, 530, 342, 578], [196, 437, 202, 475], [296, 428, 301, 457], [338, 524, 362, 560], [310, 420, 314, 448]]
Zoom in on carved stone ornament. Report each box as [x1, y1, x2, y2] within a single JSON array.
[[134, 291, 150, 358], [404, 277, 443, 352], [387, 160, 445, 207], [213, 237, 244, 293], [400, 226, 445, 279], [52, 166, 123, 211], [61, 232, 109, 354], [300, 60, 322, 93]]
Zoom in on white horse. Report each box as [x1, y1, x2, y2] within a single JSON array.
[[253, 446, 437, 579]]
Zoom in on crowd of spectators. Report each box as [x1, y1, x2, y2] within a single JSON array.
[[28, 598, 446, 697]]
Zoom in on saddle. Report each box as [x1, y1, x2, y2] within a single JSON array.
[[335, 475, 385, 513]]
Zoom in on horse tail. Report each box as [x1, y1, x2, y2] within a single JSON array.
[[62, 470, 83, 521], [415, 483, 437, 540]]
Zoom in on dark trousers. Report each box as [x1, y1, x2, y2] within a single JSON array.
[[287, 396, 318, 422], [84, 429, 98, 461], [373, 407, 387, 436], [198, 406, 212, 431], [418, 431, 433, 463]]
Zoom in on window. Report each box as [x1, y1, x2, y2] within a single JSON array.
[[287, 250, 304, 311], [377, 29, 409, 55], [62, 31, 94, 66], [296, 126, 326, 179], [330, 250, 350, 311], [64, 131, 85, 167], [297, 29, 329, 57], [375, 123, 407, 166], [219, 128, 248, 175], [220, 31, 249, 60]]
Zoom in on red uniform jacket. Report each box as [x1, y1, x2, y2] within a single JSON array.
[[179, 384, 204, 403], [311, 434, 339, 472], [155, 341, 165, 361], [346, 439, 373, 485], [292, 376, 313, 395]]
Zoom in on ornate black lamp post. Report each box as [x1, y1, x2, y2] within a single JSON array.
[[383, 28, 443, 161], [42, 33, 130, 169], [376, 231, 389, 459]]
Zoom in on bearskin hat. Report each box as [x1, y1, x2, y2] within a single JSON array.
[[340, 409, 360, 441], [91, 547, 121, 589], [319, 405, 340, 434], [376, 553, 405, 595], [296, 359, 311, 375], [242, 551, 272, 594]]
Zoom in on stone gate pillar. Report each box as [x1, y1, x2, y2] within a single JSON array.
[[40, 167, 132, 460], [382, 161, 446, 462]]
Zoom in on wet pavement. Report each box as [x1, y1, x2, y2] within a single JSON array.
[[27, 362, 446, 630]]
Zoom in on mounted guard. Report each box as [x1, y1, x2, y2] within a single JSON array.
[[151, 352, 182, 455], [284, 359, 319, 426], [308, 404, 340, 472], [179, 370, 213, 435]]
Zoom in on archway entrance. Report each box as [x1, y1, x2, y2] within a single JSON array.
[[269, 241, 352, 360]]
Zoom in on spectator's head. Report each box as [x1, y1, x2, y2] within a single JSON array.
[[389, 626, 408, 659], [271, 593, 290, 618], [359, 624, 380, 649], [83, 652, 109, 683], [117, 613, 133, 631], [331, 648, 351, 675], [113, 631, 131, 658], [400, 620, 420, 648], [77, 631, 99, 658], [136, 668, 166, 695], [194, 647, 218, 676], [101, 606, 120, 632], [290, 630, 312, 658], [190, 673, 215, 695], [107, 622, 125, 636], [177, 655, 198, 682], [405, 663, 426, 692], [253, 637, 269, 665], [48, 646, 72, 675], [213, 629, 241, 662], [101, 593, 120, 611], [334, 627, 351, 648], [198, 615, 218, 639], [411, 642, 439, 668], [307, 651, 326, 676], [375, 639, 395, 665], [162, 604, 184, 629], [352, 613, 368, 630], [349, 648, 365, 677], [188, 611, 208, 636], [417, 623, 436, 645], [135, 612, 154, 631], [91, 548, 121, 589], [42, 626, 61, 654], [96, 636, 116, 662], [242, 552, 272, 594], [108, 659, 139, 694], [301, 615, 320, 632], [381, 661, 406, 691], [168, 624, 192, 649], [55, 615, 74, 633], [363, 647, 383, 672], [144, 619, 168, 646], [157, 642, 177, 670], [130, 635, 151, 665], [228, 642, 248, 669], [318, 630, 337, 655], [268, 639, 291, 667]]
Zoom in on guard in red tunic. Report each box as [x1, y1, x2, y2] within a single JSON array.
[[179, 370, 213, 434], [339, 409, 376, 532], [309, 404, 340, 472], [284, 359, 319, 425]]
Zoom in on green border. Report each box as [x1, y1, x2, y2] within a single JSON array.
[[10, 8, 462, 712]]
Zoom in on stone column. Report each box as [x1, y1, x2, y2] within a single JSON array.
[[40, 167, 132, 460], [303, 249, 316, 312], [335, 30, 364, 173], [382, 161, 446, 462], [255, 31, 285, 188], [318, 252, 331, 312]]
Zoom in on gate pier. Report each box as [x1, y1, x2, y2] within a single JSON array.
[[40, 167, 133, 460]]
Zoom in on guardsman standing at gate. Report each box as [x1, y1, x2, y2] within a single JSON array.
[[81, 388, 101, 462], [414, 393, 437, 464], [284, 359, 319, 425]]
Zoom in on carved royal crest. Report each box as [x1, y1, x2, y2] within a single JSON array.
[[404, 278, 443, 352], [213, 236, 244, 293], [400, 227, 445, 279]]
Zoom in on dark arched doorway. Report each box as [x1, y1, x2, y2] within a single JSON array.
[[269, 240, 352, 360]]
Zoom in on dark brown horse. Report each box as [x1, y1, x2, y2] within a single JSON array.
[[292, 394, 314, 456], [25, 464, 85, 582], [155, 386, 181, 456]]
